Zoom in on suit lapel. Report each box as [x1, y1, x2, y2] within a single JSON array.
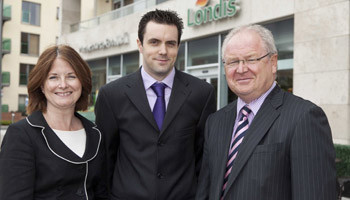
[[223, 86, 284, 198], [27, 111, 101, 163], [124, 69, 159, 131], [160, 70, 191, 135]]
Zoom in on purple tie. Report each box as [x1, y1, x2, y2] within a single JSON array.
[[151, 83, 166, 130], [221, 105, 252, 199]]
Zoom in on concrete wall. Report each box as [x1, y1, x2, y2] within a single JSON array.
[[293, 0, 350, 144]]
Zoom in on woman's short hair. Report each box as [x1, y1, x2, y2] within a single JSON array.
[[26, 45, 92, 114]]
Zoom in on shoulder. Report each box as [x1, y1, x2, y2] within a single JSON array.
[[2, 117, 36, 146], [283, 91, 320, 111], [208, 101, 235, 121]]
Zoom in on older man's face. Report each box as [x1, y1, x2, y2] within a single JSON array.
[[223, 30, 277, 103]]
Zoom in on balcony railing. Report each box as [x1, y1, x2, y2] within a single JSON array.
[[3, 5, 11, 21], [70, 0, 156, 32], [2, 38, 11, 55]]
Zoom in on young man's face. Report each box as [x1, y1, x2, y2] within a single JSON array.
[[137, 21, 179, 81]]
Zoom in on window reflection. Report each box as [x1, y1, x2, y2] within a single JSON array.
[[188, 35, 218, 66]]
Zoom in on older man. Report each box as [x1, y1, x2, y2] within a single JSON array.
[[196, 24, 336, 200]]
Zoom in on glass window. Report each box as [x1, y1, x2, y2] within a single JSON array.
[[123, 52, 139, 75], [22, 1, 40, 26], [156, 0, 169, 4], [87, 59, 107, 106], [188, 35, 218, 66], [109, 55, 121, 76], [174, 43, 185, 71], [19, 64, 35, 85], [18, 94, 28, 114], [21, 32, 40, 56], [277, 69, 293, 93], [264, 18, 294, 93], [264, 18, 294, 69]]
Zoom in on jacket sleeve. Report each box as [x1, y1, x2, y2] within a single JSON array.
[[93, 134, 109, 200], [195, 86, 216, 177], [195, 114, 213, 200], [95, 87, 120, 194], [0, 124, 35, 200], [290, 105, 336, 200]]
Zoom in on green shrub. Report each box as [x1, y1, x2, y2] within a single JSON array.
[[0, 120, 12, 125], [335, 144, 350, 177]]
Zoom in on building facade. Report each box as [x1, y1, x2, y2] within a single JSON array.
[[58, 0, 349, 144], [1, 0, 60, 115]]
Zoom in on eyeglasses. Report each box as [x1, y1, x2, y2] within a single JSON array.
[[223, 52, 271, 68]]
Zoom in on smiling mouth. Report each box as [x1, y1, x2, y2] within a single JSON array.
[[155, 58, 169, 62], [55, 92, 72, 96], [236, 78, 252, 83]]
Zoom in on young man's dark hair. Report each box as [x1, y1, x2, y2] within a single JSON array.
[[138, 9, 184, 45]]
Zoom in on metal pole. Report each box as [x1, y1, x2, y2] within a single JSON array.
[[0, 0, 4, 130]]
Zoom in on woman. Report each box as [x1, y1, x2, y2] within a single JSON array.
[[0, 45, 108, 199]]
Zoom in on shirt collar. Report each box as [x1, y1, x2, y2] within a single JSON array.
[[141, 66, 175, 89], [237, 81, 276, 116]]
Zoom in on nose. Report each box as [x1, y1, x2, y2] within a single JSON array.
[[58, 78, 68, 89], [236, 60, 248, 73], [158, 44, 167, 55]]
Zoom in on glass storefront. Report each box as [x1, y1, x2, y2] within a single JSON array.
[[188, 35, 218, 66], [123, 51, 139, 75], [108, 55, 121, 76], [87, 59, 106, 106]]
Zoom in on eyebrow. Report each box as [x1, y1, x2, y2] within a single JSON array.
[[147, 38, 177, 44], [48, 71, 76, 75], [226, 53, 259, 60]]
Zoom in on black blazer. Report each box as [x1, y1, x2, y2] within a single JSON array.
[[196, 85, 336, 200], [0, 111, 108, 200], [95, 68, 216, 200]]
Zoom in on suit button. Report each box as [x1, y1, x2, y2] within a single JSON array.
[[157, 172, 164, 179], [76, 187, 85, 196], [157, 141, 164, 146]]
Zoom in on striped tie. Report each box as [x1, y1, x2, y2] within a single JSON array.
[[221, 106, 252, 199]]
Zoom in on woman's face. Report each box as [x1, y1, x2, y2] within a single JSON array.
[[42, 57, 82, 112]]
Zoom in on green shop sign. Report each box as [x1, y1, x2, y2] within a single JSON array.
[[188, 0, 240, 27]]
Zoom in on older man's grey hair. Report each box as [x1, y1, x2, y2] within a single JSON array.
[[221, 24, 277, 59]]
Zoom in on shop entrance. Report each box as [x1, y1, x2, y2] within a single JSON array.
[[187, 66, 219, 108]]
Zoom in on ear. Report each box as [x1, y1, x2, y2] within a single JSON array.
[[270, 53, 278, 74], [137, 39, 143, 54], [41, 85, 45, 94]]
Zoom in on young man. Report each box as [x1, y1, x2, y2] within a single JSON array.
[[196, 24, 336, 200], [95, 9, 216, 200]]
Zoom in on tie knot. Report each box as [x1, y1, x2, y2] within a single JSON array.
[[241, 106, 252, 117], [151, 82, 166, 97]]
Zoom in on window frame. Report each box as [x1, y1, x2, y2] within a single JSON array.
[[21, 32, 40, 56], [22, 1, 41, 26], [19, 63, 35, 86]]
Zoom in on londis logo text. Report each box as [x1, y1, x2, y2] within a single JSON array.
[[188, 0, 240, 27]]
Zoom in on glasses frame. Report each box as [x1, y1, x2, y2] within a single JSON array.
[[223, 52, 272, 68]]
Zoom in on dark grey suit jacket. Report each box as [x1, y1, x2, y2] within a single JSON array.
[[95, 68, 216, 200], [196, 85, 336, 200]]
